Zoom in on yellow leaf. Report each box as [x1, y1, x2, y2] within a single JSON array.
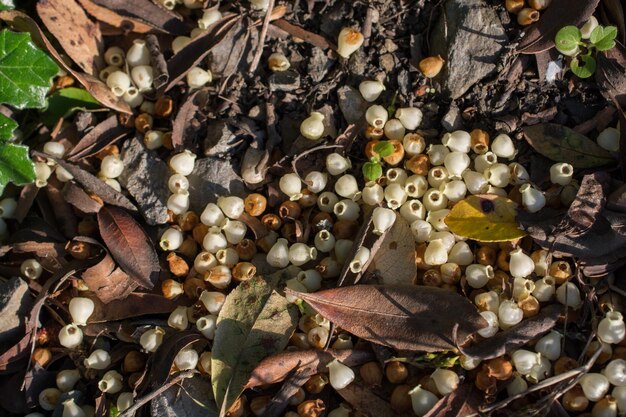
[[444, 195, 527, 242]]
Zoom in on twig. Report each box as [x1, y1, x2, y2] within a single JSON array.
[[362, 3, 374, 46], [249, 0, 276, 75], [117, 371, 196, 417], [471, 345, 603, 415]]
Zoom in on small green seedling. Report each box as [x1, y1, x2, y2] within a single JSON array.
[[362, 141, 395, 182], [555, 20, 618, 79]]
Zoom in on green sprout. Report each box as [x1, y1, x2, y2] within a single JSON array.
[[362, 141, 395, 182], [555, 21, 618, 79]]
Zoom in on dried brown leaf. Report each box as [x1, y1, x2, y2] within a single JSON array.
[[459, 304, 562, 360], [337, 380, 403, 417], [246, 349, 373, 388], [597, 43, 626, 100], [97, 206, 159, 289], [88, 293, 179, 322], [238, 212, 269, 240], [288, 285, 487, 352], [77, 0, 153, 33], [52, 157, 138, 213], [63, 182, 103, 214], [164, 14, 242, 93], [15, 183, 38, 223], [36, 0, 103, 76], [523, 123, 615, 168], [561, 171, 610, 236], [608, 183, 626, 212], [601, 0, 625, 44], [0, 10, 131, 113], [0, 333, 31, 372], [81, 250, 137, 303], [264, 369, 312, 417], [78, 0, 190, 35], [517, 0, 601, 53], [45, 177, 78, 239], [171, 89, 209, 151], [66, 115, 130, 161], [520, 172, 626, 276], [369, 215, 416, 285], [149, 331, 208, 388], [423, 383, 482, 417]]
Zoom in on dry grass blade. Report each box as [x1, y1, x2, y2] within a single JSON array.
[[36, 0, 104, 76], [288, 285, 487, 352], [97, 205, 159, 289]]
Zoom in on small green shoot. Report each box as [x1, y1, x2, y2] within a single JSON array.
[[555, 21, 618, 79], [363, 140, 396, 182]]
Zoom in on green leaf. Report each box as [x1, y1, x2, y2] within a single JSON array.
[[0, 30, 59, 109], [373, 141, 394, 157], [590, 25, 618, 51], [523, 123, 615, 168], [41, 87, 101, 126], [555, 26, 582, 55], [0, 143, 35, 193], [211, 270, 299, 415], [0, 0, 14, 10], [363, 161, 383, 182], [0, 113, 17, 141], [570, 55, 596, 78], [444, 195, 527, 242]]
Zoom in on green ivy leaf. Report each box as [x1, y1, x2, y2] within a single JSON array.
[[0, 30, 59, 109], [571, 55, 596, 78], [0, 0, 14, 10], [363, 161, 383, 182], [41, 87, 101, 126], [0, 143, 35, 193], [0, 113, 17, 142], [555, 26, 582, 56], [590, 25, 618, 51], [373, 141, 394, 157]]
